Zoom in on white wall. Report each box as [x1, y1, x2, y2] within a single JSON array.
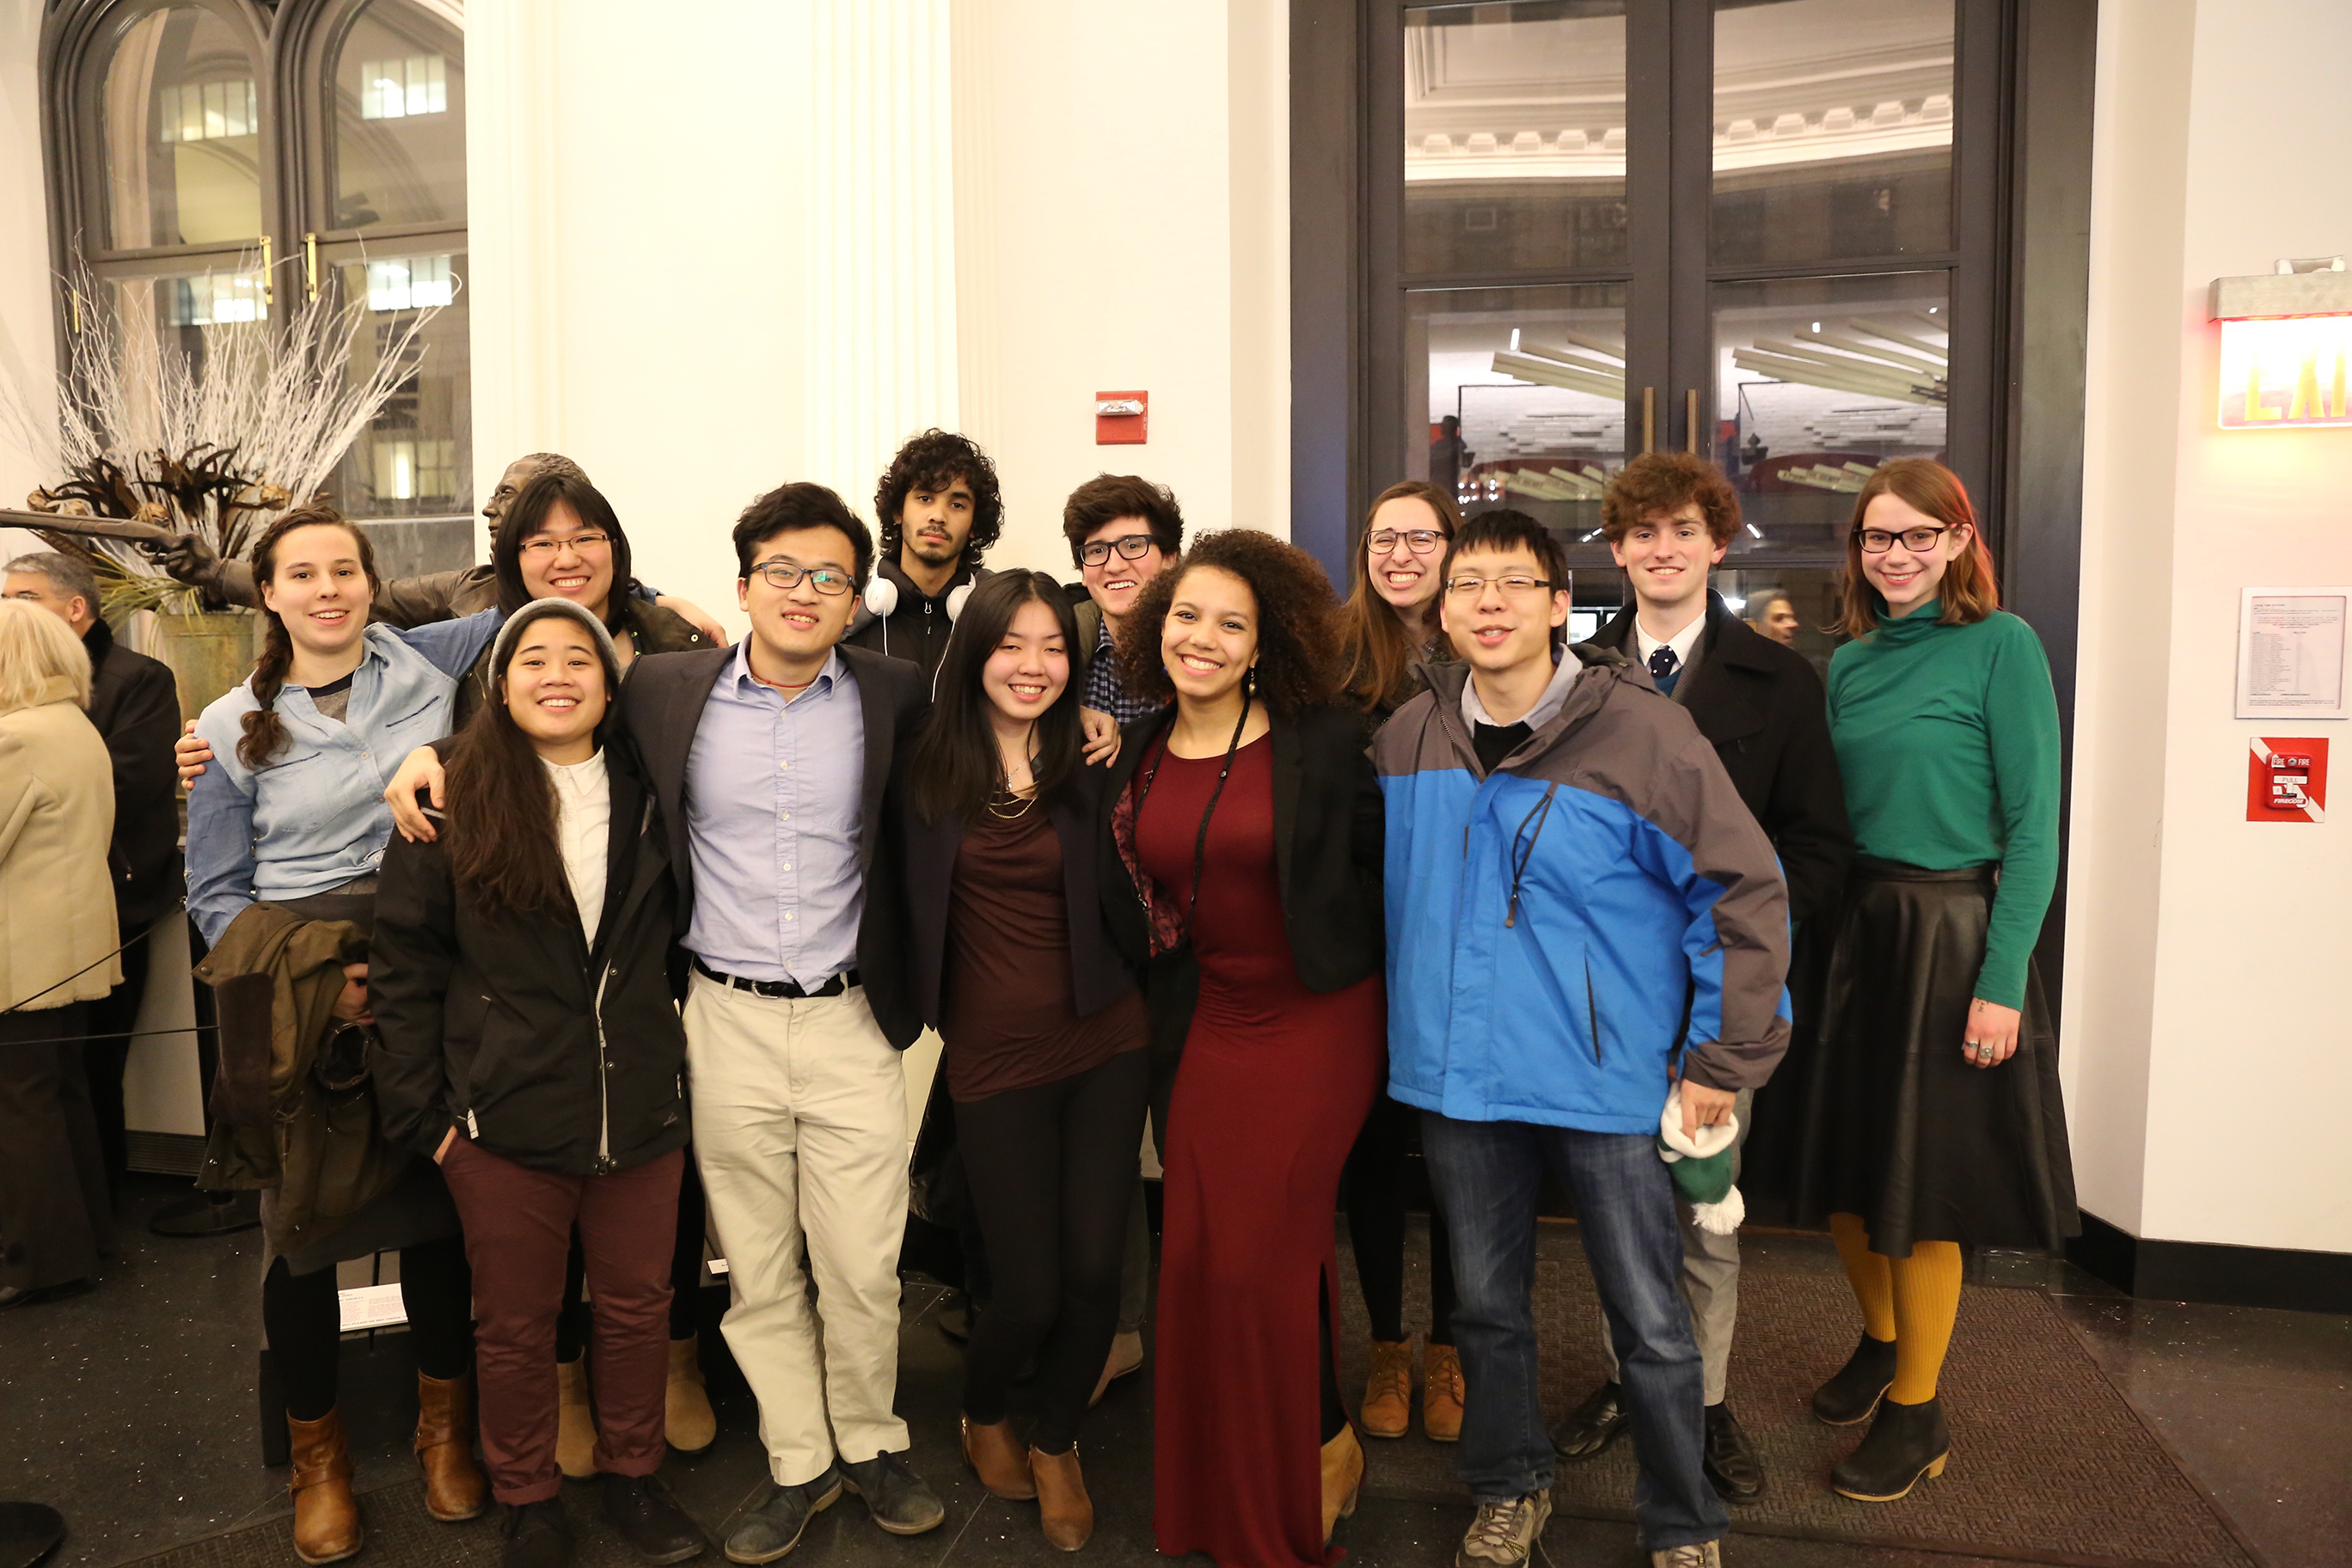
[[469, 0, 1288, 634], [2069, 0, 2352, 1252], [949, 0, 1289, 579]]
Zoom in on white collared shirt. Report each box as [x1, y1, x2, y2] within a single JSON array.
[[546, 749, 612, 946], [1632, 606, 1707, 676]]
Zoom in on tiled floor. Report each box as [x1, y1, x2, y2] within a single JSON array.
[[3, 1179, 2344, 1568]]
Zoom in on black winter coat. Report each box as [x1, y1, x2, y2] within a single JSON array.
[[1592, 593, 1852, 926], [368, 743, 690, 1175], [83, 619, 183, 929]]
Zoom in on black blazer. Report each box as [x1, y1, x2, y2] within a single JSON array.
[[620, 642, 930, 1049], [1099, 701, 1385, 1034], [83, 619, 183, 929], [370, 741, 689, 1175], [1593, 591, 1852, 926], [896, 757, 1137, 1029]]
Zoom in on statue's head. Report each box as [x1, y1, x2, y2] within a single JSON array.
[[482, 452, 589, 536]]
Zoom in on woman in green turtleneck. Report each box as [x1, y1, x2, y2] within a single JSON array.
[[1786, 458, 2076, 1507]]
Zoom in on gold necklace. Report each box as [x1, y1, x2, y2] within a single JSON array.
[[985, 787, 1035, 821]]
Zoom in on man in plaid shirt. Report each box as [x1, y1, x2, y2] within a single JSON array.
[[1063, 475, 1184, 726]]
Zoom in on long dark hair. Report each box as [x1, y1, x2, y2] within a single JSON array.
[[1337, 480, 1461, 713], [907, 571, 1084, 826], [493, 470, 636, 628], [238, 507, 383, 769], [440, 603, 622, 915]]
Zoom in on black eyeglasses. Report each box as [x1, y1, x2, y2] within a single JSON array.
[[1367, 528, 1446, 555], [1081, 533, 1157, 567], [1857, 525, 1954, 554], [750, 560, 854, 596]]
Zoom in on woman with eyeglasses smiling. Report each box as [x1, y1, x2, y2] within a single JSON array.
[[1781, 458, 2074, 1506], [1329, 479, 1469, 1448]]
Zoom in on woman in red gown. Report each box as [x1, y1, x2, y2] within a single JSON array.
[[1101, 530, 1387, 1568]]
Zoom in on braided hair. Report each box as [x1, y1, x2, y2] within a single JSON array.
[[236, 507, 383, 769]]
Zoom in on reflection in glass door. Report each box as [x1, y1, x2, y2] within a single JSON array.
[[1374, 0, 2004, 612]]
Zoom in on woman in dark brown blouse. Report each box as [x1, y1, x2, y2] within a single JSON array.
[[896, 570, 1148, 1553]]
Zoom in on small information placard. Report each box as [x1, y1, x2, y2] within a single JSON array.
[[2235, 587, 2349, 720]]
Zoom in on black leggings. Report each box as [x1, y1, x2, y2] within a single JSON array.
[[1343, 1091, 1456, 1346], [264, 1237, 475, 1423], [956, 1048, 1150, 1454], [556, 1154, 707, 1360]]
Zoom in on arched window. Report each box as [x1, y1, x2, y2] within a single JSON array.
[[44, 0, 470, 532]]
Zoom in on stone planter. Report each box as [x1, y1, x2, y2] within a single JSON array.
[[150, 610, 257, 726]]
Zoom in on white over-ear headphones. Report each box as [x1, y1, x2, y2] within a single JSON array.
[[861, 574, 970, 659]]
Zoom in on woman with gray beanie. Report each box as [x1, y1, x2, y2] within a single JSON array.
[[371, 599, 701, 1568]]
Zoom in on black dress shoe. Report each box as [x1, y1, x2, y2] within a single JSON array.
[[1811, 1332, 1898, 1426], [722, 1468, 842, 1565], [500, 1499, 573, 1568], [0, 1281, 89, 1313], [1550, 1380, 1630, 1460], [0, 1501, 66, 1568], [1701, 1402, 1765, 1501], [598, 1473, 705, 1564], [1832, 1395, 1949, 1502]]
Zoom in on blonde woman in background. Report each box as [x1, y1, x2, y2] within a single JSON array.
[[0, 598, 120, 1311]]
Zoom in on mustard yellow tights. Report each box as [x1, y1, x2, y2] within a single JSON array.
[[1828, 1212, 1963, 1405]]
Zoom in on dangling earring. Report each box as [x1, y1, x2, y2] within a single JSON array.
[[1246, 666, 1258, 698]]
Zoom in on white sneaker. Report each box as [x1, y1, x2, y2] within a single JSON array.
[[1651, 1540, 1724, 1568], [1455, 1489, 1553, 1567]]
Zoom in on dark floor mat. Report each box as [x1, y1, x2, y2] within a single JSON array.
[[107, 1484, 646, 1568], [1335, 1227, 2263, 1568]]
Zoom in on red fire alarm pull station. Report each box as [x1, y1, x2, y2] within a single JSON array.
[[1096, 390, 1148, 445], [2246, 737, 2329, 823]]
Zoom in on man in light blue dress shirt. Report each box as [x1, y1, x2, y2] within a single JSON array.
[[619, 485, 942, 1560]]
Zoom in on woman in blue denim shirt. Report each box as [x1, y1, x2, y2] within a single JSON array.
[[185, 507, 499, 1563]]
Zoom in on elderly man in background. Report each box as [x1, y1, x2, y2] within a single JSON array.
[[3, 552, 181, 1201]]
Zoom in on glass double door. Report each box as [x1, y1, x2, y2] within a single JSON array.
[[1369, 0, 2006, 658]]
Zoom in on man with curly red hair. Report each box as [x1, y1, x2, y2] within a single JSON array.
[[1554, 452, 1853, 1505]]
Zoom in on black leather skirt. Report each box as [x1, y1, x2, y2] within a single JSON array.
[[1749, 857, 2078, 1256]]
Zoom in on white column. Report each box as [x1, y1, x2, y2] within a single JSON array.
[[804, 0, 960, 511]]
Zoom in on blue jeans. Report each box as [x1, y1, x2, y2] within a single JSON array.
[[1422, 1112, 1727, 1551]]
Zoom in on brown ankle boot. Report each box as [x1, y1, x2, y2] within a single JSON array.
[[1320, 1424, 1364, 1547], [665, 1335, 717, 1453], [960, 1414, 1036, 1499], [1360, 1338, 1412, 1439], [1028, 1445, 1093, 1552], [1423, 1341, 1466, 1442], [285, 1409, 363, 1565], [413, 1370, 487, 1522], [554, 1355, 596, 1479]]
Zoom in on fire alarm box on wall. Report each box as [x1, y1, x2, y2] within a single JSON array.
[[1096, 391, 1147, 445], [2246, 737, 2328, 823]]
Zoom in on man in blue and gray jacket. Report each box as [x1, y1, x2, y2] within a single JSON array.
[[1373, 509, 1792, 1568]]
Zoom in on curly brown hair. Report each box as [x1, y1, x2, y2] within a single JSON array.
[[1601, 451, 1741, 546], [1115, 530, 1344, 714]]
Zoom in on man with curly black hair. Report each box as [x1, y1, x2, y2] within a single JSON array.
[[843, 429, 1004, 680]]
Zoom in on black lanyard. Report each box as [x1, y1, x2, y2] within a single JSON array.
[[1136, 692, 1253, 928]]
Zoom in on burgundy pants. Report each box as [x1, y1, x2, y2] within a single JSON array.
[[443, 1138, 683, 1503]]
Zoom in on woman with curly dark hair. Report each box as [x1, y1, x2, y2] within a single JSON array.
[[845, 429, 1007, 679], [1099, 529, 1387, 1567]]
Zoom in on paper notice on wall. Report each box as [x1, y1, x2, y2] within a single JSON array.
[[2236, 587, 2349, 720]]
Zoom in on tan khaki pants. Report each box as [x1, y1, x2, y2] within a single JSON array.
[[685, 972, 910, 1485]]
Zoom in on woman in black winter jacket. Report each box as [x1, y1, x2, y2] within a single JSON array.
[[371, 598, 701, 1565]]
